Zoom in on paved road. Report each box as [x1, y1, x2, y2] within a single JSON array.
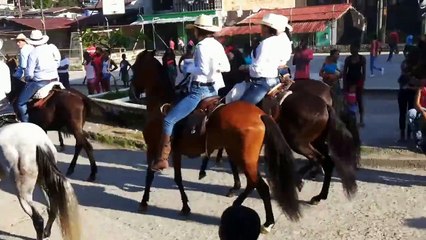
[[0, 132, 425, 240]]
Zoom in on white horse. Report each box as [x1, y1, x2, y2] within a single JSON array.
[[0, 122, 80, 240]]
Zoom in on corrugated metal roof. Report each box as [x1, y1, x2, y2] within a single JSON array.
[[6, 18, 75, 30], [238, 3, 352, 25], [216, 20, 328, 37]]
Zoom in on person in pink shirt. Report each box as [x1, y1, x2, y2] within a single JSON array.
[[293, 39, 314, 80], [169, 38, 175, 50]]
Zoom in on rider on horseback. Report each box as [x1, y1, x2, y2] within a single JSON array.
[[17, 30, 61, 122], [239, 13, 293, 105], [150, 14, 230, 171]]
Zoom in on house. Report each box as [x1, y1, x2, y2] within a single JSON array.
[[132, 0, 298, 50], [0, 17, 76, 54], [216, 3, 366, 47]]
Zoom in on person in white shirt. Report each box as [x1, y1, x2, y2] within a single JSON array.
[[58, 52, 70, 89], [17, 30, 60, 122], [150, 14, 230, 172], [239, 13, 293, 105], [14, 33, 34, 80]]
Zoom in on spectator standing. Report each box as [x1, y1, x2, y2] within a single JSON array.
[[387, 29, 399, 62], [119, 54, 131, 87], [293, 39, 314, 80], [58, 52, 70, 89], [370, 35, 384, 77]]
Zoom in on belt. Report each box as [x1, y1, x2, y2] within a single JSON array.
[[191, 81, 214, 87], [28, 78, 58, 83], [250, 77, 278, 82]]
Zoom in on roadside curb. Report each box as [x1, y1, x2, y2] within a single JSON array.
[[85, 127, 426, 170]]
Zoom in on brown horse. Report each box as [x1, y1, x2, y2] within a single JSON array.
[[8, 82, 123, 182], [133, 50, 301, 231], [200, 79, 359, 204]]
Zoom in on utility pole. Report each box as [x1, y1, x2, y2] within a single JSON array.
[[40, 0, 46, 34], [377, 0, 387, 42], [16, 0, 22, 18]]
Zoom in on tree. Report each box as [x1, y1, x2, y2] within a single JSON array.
[[80, 28, 151, 50], [33, 0, 54, 9]]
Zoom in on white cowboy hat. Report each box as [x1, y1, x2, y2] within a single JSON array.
[[186, 14, 221, 33], [15, 33, 27, 42], [261, 13, 293, 33], [26, 30, 49, 45]]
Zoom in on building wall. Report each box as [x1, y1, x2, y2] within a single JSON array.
[[222, 0, 295, 11]]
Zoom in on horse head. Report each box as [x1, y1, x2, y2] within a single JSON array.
[[132, 49, 175, 105]]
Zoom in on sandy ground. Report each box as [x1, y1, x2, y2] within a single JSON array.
[[0, 132, 425, 240]]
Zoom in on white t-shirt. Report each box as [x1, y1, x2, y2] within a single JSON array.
[[58, 58, 70, 73], [84, 62, 95, 79]]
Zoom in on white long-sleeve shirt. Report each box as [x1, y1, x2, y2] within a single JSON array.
[[25, 44, 60, 81], [186, 37, 230, 91], [249, 33, 292, 78], [0, 60, 11, 100], [19, 43, 34, 69]]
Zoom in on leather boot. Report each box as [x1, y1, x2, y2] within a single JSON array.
[[150, 134, 171, 171]]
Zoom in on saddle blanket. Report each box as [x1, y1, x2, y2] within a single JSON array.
[[225, 81, 292, 105], [33, 81, 65, 99]]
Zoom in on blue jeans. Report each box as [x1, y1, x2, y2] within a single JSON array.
[[164, 84, 216, 136], [369, 56, 382, 74], [17, 80, 50, 122], [240, 77, 279, 105]]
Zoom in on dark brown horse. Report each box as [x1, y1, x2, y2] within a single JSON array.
[[8, 81, 123, 181], [133, 50, 301, 231], [200, 79, 359, 204]]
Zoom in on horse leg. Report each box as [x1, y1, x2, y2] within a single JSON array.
[[139, 149, 156, 212], [310, 158, 334, 205], [257, 175, 275, 234], [226, 160, 241, 197], [215, 148, 224, 166], [14, 173, 44, 240], [292, 143, 324, 192], [81, 136, 97, 182], [172, 151, 191, 216], [198, 155, 209, 180], [58, 131, 65, 152]]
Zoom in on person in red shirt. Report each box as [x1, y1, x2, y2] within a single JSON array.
[[387, 30, 400, 62], [408, 82, 426, 152], [293, 39, 314, 80], [92, 47, 103, 93], [370, 35, 384, 77]]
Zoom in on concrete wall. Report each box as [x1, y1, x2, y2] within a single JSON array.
[[222, 0, 295, 11]]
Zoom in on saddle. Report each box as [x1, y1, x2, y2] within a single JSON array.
[[161, 96, 223, 141], [0, 98, 18, 127], [260, 76, 294, 120], [29, 81, 65, 108]]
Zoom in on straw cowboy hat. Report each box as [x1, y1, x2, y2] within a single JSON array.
[[26, 30, 49, 45], [15, 33, 27, 42], [261, 13, 293, 33], [186, 14, 221, 33]]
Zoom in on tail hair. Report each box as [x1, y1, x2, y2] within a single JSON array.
[[36, 145, 81, 240], [326, 106, 358, 197], [261, 115, 301, 221]]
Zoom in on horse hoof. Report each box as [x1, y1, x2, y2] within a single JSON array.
[[138, 203, 148, 213], [43, 230, 51, 239], [260, 223, 274, 234], [226, 189, 238, 198], [87, 175, 96, 182], [65, 169, 74, 177], [180, 206, 191, 216], [198, 171, 206, 180], [309, 196, 321, 205]]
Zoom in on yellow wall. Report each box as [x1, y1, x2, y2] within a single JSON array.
[[223, 0, 296, 11]]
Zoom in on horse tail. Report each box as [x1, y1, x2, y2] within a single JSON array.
[[36, 145, 81, 240], [326, 105, 358, 197], [68, 88, 127, 127], [260, 115, 301, 222]]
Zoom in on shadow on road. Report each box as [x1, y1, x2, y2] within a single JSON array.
[[404, 217, 426, 230], [0, 230, 33, 240]]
